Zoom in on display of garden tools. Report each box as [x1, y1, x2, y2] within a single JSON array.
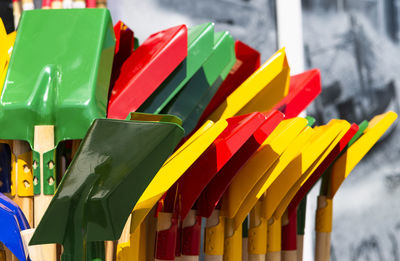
[[0, 6, 397, 261]]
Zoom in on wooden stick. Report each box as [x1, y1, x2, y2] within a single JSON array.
[[72, 0, 85, 8], [224, 218, 242, 261], [96, 0, 106, 8], [204, 210, 224, 261], [12, 0, 22, 28], [266, 217, 281, 261], [21, 228, 45, 261], [105, 241, 116, 261], [51, 0, 62, 9], [182, 210, 199, 261], [21, 0, 34, 10], [33, 125, 57, 261], [296, 235, 303, 261], [314, 195, 332, 261], [248, 202, 266, 261]]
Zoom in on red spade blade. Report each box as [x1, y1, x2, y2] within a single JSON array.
[[109, 21, 135, 90], [197, 40, 261, 126], [165, 112, 268, 219], [107, 25, 188, 119], [272, 69, 321, 118], [196, 110, 284, 218]]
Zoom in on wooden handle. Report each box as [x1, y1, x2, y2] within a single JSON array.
[[12, 1, 21, 28], [248, 201, 267, 260], [33, 126, 56, 261], [21, 0, 34, 10], [182, 210, 199, 261], [266, 251, 281, 261], [296, 235, 303, 261], [315, 232, 331, 261], [50, 0, 62, 9], [204, 210, 223, 261], [224, 218, 242, 261], [21, 228, 45, 261], [281, 250, 297, 261], [242, 238, 248, 261], [105, 241, 116, 261]]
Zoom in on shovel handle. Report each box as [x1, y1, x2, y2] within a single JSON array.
[[204, 210, 224, 261], [296, 235, 304, 261], [266, 218, 281, 261], [12, 0, 22, 28], [281, 250, 297, 261], [223, 218, 242, 261], [33, 125, 57, 261], [248, 201, 266, 261], [315, 196, 332, 261]]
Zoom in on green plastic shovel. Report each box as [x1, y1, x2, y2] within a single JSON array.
[[30, 118, 184, 261]]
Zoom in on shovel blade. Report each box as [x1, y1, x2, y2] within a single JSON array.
[[31, 119, 184, 245], [0, 9, 116, 146]]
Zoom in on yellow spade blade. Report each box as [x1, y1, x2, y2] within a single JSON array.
[[261, 121, 344, 220], [0, 22, 16, 90], [232, 126, 314, 228], [272, 120, 350, 220], [329, 111, 397, 198], [221, 117, 308, 219], [130, 119, 228, 233], [207, 48, 290, 122]]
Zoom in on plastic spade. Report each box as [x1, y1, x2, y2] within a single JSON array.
[[207, 48, 290, 122], [241, 120, 344, 260], [272, 69, 321, 118], [315, 111, 397, 261], [30, 118, 184, 261], [258, 120, 350, 260], [109, 21, 135, 91], [281, 122, 364, 261], [0, 192, 30, 261], [107, 25, 187, 119], [0, 9, 115, 260], [197, 40, 261, 127], [198, 68, 322, 220], [139, 23, 214, 114], [201, 118, 308, 260], [0, 21, 15, 90], [161, 30, 236, 133]]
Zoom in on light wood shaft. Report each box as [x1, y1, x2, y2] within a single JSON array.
[[315, 232, 331, 261], [33, 125, 56, 261]]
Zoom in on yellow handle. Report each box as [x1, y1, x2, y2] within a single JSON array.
[[205, 211, 225, 256], [315, 195, 332, 261], [224, 219, 242, 261], [248, 202, 267, 256], [266, 217, 281, 261]]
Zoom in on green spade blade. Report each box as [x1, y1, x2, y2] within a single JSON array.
[[30, 119, 184, 260], [139, 23, 214, 114], [162, 31, 236, 133], [0, 9, 115, 146]]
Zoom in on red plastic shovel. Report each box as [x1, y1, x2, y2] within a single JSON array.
[[107, 25, 187, 119]]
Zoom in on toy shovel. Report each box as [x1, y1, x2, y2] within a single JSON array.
[[315, 111, 397, 261], [0, 20, 16, 90], [30, 118, 184, 261], [200, 118, 308, 260], [242, 120, 344, 260], [197, 40, 261, 125], [281, 122, 364, 261], [0, 9, 115, 260], [139, 23, 214, 114], [0, 192, 30, 261], [109, 21, 135, 90], [161, 30, 236, 133], [131, 119, 228, 261], [107, 24, 187, 119], [207, 48, 290, 122], [258, 120, 350, 261], [198, 68, 322, 221]]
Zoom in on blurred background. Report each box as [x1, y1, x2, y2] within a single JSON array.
[[1, 0, 400, 260]]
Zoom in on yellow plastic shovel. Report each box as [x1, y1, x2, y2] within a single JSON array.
[[240, 120, 344, 260], [203, 118, 307, 260], [315, 111, 397, 261], [207, 48, 290, 122], [262, 120, 350, 261]]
